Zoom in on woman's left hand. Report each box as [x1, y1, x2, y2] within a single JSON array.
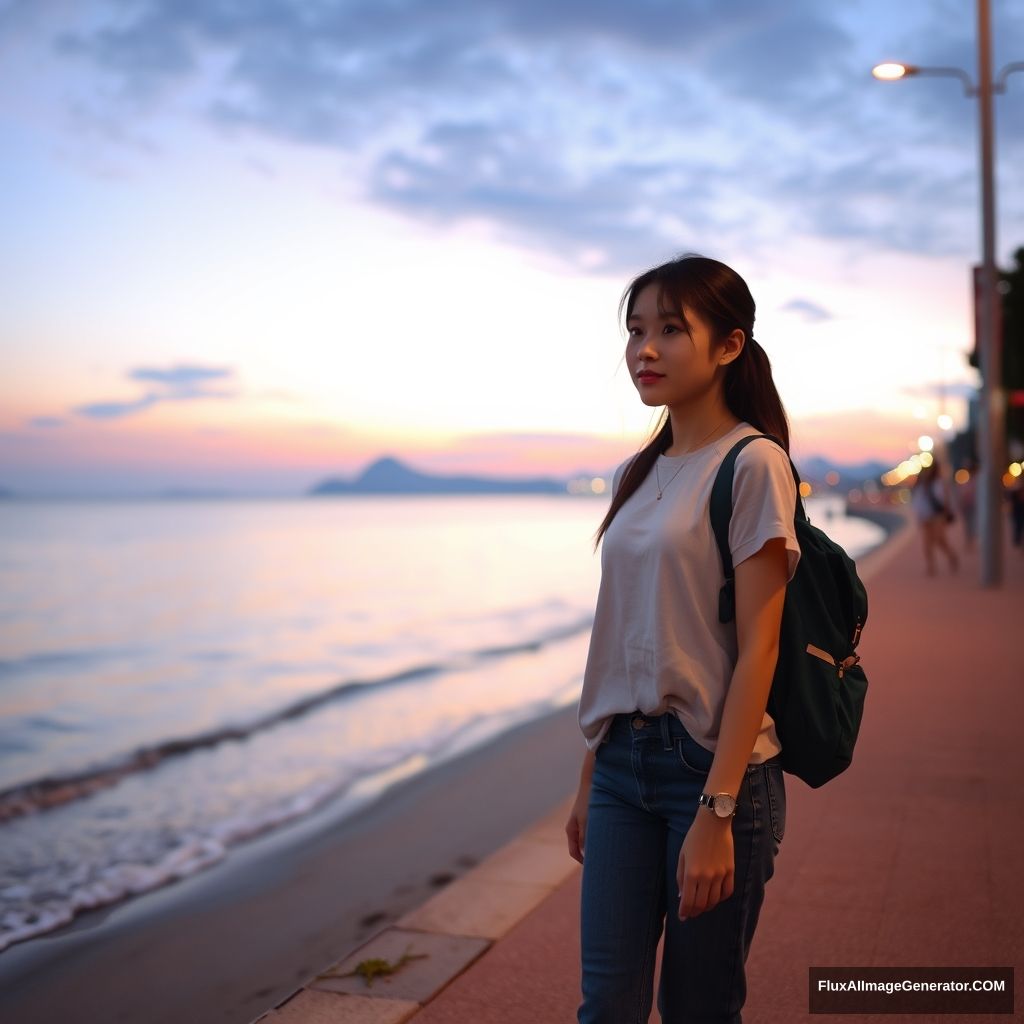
[[677, 810, 735, 921]]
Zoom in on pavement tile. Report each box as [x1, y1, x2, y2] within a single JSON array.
[[395, 876, 555, 940], [307, 928, 490, 1004], [460, 834, 579, 889], [269, 987, 419, 1023]]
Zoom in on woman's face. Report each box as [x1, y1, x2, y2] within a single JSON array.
[[625, 283, 726, 409]]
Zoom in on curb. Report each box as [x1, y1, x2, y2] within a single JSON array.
[[249, 793, 580, 1023]]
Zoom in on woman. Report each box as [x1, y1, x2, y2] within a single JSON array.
[[566, 254, 800, 1023], [909, 460, 959, 576]]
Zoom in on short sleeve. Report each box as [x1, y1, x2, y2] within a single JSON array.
[[611, 458, 631, 499], [728, 441, 801, 582]]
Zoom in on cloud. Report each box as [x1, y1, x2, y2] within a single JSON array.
[[72, 362, 239, 420], [48, 0, 1024, 270], [129, 364, 234, 391], [73, 394, 161, 419], [28, 415, 67, 428], [781, 298, 833, 322]]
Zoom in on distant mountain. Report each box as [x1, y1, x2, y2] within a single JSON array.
[[309, 456, 567, 495]]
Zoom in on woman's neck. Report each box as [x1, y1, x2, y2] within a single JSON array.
[[664, 406, 742, 457]]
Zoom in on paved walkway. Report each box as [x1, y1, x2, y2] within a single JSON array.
[[261, 508, 1023, 1023]]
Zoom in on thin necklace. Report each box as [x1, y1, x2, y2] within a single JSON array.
[[654, 417, 733, 500]]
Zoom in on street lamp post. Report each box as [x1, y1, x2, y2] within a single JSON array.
[[872, 0, 1022, 588]]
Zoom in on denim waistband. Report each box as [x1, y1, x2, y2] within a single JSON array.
[[609, 710, 687, 750], [608, 710, 784, 767]]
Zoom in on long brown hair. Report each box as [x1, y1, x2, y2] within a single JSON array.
[[593, 253, 791, 551]]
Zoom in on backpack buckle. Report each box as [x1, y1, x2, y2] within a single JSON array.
[[837, 653, 861, 679]]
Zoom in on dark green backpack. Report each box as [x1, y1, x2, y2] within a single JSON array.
[[709, 433, 869, 788]]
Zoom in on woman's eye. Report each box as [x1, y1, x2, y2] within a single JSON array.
[[663, 324, 680, 334]]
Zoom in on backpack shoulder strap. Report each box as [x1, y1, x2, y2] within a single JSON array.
[[709, 434, 806, 612]]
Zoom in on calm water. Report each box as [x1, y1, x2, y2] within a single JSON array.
[[0, 493, 885, 951]]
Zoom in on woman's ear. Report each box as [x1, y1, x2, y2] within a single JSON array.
[[718, 328, 746, 366]]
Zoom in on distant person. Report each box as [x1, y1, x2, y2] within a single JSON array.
[[910, 459, 959, 576], [567, 254, 797, 1023], [955, 458, 978, 552]]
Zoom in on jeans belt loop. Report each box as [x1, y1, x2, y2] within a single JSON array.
[[660, 712, 672, 750]]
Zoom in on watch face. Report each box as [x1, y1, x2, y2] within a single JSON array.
[[714, 794, 737, 817]]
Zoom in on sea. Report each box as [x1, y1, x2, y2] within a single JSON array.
[[0, 492, 886, 953]]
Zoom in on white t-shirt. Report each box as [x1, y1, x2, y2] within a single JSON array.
[[909, 474, 950, 523], [577, 421, 801, 763]]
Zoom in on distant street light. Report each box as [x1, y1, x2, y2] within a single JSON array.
[[872, 0, 1023, 588]]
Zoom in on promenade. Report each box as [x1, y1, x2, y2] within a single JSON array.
[[258, 506, 1023, 1023]]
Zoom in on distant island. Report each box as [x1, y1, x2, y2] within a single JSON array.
[[309, 456, 569, 495], [308, 454, 890, 497]]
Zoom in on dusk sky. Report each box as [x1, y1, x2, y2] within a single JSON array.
[[2, 0, 1023, 495]]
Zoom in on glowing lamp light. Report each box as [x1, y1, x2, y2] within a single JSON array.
[[872, 62, 911, 81], [919, 451, 934, 468], [937, 413, 953, 430], [798, 481, 813, 498], [954, 468, 971, 484], [918, 435, 934, 452], [1010, 463, 1023, 478]]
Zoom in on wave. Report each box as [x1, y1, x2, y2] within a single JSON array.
[[0, 614, 592, 824]]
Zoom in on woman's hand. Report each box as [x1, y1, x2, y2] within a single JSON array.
[[677, 810, 735, 920], [565, 788, 589, 864]]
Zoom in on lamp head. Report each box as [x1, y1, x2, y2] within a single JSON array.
[[872, 62, 918, 81]]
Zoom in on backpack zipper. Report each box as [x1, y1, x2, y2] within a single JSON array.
[[806, 643, 862, 679]]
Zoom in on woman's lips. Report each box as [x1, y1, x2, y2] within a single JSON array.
[[638, 372, 664, 384]]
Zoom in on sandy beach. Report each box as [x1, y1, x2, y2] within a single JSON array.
[[0, 701, 585, 1024]]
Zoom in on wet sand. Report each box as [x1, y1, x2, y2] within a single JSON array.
[[0, 702, 585, 1024]]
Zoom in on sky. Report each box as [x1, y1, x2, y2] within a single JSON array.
[[2, 0, 1022, 496]]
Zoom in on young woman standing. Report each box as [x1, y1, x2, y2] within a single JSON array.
[[566, 254, 801, 1023]]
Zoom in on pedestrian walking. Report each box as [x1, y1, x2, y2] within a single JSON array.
[[909, 459, 959, 576]]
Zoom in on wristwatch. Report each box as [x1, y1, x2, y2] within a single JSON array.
[[698, 791, 737, 818]]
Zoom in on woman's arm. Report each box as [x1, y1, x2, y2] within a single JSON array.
[[566, 744, 598, 863], [676, 536, 789, 920], [705, 536, 790, 800]]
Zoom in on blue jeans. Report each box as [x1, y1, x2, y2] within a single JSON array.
[[578, 710, 786, 1024]]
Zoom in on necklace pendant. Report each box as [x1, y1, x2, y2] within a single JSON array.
[[657, 491, 662, 500]]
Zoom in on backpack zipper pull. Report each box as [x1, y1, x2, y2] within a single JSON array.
[[851, 619, 863, 648]]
